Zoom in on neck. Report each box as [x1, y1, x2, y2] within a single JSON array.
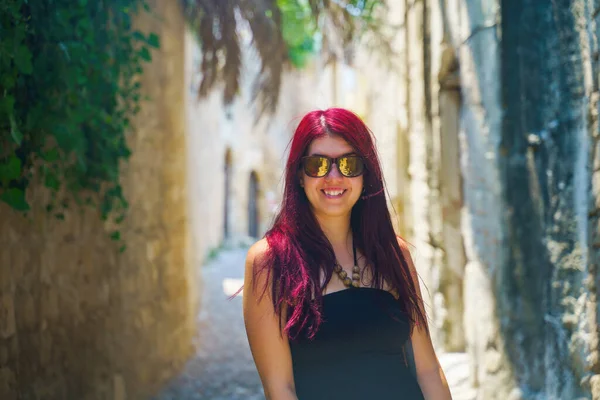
[[314, 212, 353, 250]]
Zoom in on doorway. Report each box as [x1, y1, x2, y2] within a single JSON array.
[[248, 171, 260, 238], [224, 149, 232, 241]]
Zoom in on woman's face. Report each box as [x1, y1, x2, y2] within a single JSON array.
[[300, 135, 364, 219]]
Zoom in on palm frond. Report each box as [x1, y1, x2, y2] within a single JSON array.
[[238, 0, 287, 114], [183, 0, 391, 114], [183, 0, 244, 104]]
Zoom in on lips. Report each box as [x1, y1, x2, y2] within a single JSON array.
[[321, 188, 347, 198]]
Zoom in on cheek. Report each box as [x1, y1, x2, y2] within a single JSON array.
[[355, 178, 364, 193], [303, 177, 319, 193]]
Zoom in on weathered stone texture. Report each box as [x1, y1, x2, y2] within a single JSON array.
[[588, 3, 600, 400], [499, 0, 596, 398], [0, 1, 197, 399], [388, 0, 470, 353], [454, 0, 515, 397], [390, 0, 598, 399], [405, 0, 445, 349]]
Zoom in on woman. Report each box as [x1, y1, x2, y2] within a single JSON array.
[[243, 108, 452, 399]]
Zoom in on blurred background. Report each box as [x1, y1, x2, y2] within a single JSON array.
[[0, 0, 598, 399]]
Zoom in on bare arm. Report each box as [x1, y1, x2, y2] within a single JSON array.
[[399, 238, 453, 400], [242, 239, 298, 400]]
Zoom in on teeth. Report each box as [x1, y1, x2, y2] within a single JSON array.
[[324, 190, 344, 196]]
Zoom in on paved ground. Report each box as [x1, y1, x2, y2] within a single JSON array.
[[152, 247, 477, 400]]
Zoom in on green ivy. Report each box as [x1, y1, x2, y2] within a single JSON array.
[[277, 0, 384, 67], [277, 0, 316, 67], [0, 0, 159, 249]]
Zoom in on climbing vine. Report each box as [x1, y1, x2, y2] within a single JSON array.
[[1, 0, 383, 250], [0, 0, 159, 247]]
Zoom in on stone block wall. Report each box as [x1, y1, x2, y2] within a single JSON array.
[[499, 1, 599, 398], [0, 1, 197, 399], [381, 0, 599, 398], [451, 0, 513, 396], [590, 2, 600, 396]]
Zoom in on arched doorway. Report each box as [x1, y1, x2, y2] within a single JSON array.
[[224, 149, 232, 241], [248, 171, 260, 238]]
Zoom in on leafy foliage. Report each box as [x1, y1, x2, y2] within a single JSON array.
[[0, 0, 158, 244], [182, 0, 387, 114], [0, 0, 384, 248], [279, 0, 317, 67]]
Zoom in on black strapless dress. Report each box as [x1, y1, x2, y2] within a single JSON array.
[[289, 287, 425, 400]]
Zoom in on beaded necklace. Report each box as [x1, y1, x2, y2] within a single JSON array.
[[333, 240, 360, 288]]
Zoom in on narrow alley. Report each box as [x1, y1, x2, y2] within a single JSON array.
[[3, 2, 599, 400], [153, 247, 263, 400], [153, 247, 477, 400]]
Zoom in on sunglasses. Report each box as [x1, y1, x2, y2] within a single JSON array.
[[301, 155, 365, 178]]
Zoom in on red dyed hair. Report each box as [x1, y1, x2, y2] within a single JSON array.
[[256, 108, 427, 339]]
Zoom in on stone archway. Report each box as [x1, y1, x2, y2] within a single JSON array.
[[248, 171, 260, 238]]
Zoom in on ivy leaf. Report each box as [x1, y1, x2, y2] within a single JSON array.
[[138, 47, 152, 62], [41, 148, 59, 162], [44, 170, 60, 190], [0, 95, 15, 115], [132, 31, 146, 42], [0, 155, 22, 183], [1, 188, 30, 211], [14, 45, 33, 75], [9, 115, 23, 145], [147, 33, 160, 48]]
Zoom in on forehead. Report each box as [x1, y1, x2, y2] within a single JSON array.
[[307, 135, 354, 156]]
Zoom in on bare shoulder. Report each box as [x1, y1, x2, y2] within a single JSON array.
[[396, 235, 415, 264], [244, 238, 271, 289], [247, 237, 270, 263]]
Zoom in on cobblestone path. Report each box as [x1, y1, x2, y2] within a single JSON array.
[[152, 247, 476, 400]]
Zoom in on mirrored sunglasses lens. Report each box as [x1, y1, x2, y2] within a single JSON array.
[[338, 157, 364, 177], [304, 157, 329, 177]]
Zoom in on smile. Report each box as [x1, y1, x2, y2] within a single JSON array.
[[321, 189, 347, 198]]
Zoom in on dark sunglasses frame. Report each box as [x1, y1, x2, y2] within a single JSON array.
[[301, 155, 365, 178]]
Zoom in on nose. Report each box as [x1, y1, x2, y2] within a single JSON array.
[[326, 161, 343, 178]]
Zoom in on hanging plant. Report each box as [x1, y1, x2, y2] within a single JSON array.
[[0, 0, 160, 250]]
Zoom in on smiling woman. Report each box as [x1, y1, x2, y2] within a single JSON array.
[[242, 108, 453, 400]]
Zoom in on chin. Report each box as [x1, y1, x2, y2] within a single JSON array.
[[315, 204, 354, 218]]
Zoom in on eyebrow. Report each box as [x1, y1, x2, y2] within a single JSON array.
[[309, 151, 358, 157]]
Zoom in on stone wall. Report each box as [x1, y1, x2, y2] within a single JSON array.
[[388, 0, 600, 399], [0, 1, 197, 399], [454, 0, 514, 396], [589, 0, 600, 396], [499, 1, 598, 398]]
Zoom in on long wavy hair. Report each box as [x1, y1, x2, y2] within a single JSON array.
[[256, 108, 428, 339]]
